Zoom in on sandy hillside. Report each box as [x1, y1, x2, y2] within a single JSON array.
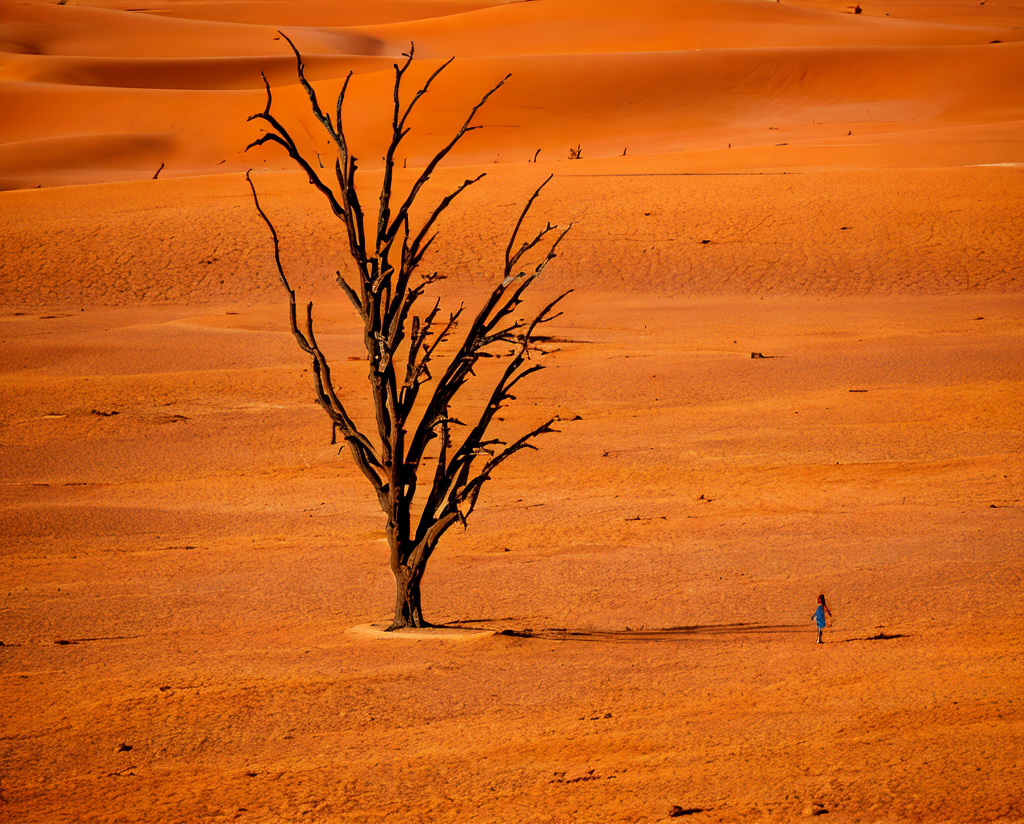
[[1, 0, 1021, 187], [1, 1, 1023, 823]]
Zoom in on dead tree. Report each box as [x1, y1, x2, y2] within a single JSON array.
[[245, 37, 572, 629]]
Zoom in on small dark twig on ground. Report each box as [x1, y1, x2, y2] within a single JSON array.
[[669, 806, 705, 817]]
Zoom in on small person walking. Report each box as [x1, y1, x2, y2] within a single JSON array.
[[813, 594, 833, 644]]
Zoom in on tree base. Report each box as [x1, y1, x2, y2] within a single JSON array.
[[385, 618, 434, 632]]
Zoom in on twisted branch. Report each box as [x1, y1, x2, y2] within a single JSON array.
[[246, 171, 386, 501]]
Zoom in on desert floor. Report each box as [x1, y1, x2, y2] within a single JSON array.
[[2, 1, 1023, 822]]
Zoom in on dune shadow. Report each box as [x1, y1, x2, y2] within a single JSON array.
[[441, 622, 805, 642]]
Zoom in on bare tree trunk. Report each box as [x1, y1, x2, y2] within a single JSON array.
[[391, 553, 428, 629]]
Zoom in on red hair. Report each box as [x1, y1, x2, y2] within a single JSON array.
[[817, 593, 827, 606]]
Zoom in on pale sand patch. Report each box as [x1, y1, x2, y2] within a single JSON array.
[[348, 623, 496, 641]]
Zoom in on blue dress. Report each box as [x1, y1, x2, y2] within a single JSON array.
[[814, 605, 827, 628]]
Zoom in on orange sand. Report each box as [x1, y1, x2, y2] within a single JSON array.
[[1, 1, 1022, 822], [1, 0, 1021, 187]]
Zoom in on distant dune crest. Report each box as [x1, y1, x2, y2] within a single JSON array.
[[0, 0, 1021, 188]]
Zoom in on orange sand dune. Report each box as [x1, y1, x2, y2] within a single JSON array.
[[0, 51, 392, 88], [356, 0, 1023, 57], [0, 1, 386, 58], [76, 0, 514, 27], [2, 0, 1021, 189], [3, 43, 1020, 188], [787, 0, 1024, 27], [339, 44, 1023, 162], [4, 49, 1022, 188], [0, 132, 179, 187]]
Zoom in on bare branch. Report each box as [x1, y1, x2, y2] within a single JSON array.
[[275, 34, 370, 278], [459, 288, 572, 451], [383, 72, 512, 249], [247, 73, 345, 218], [378, 172, 485, 365], [335, 270, 364, 317], [407, 173, 486, 271], [505, 174, 555, 272], [376, 44, 464, 261], [400, 304, 463, 418], [405, 212, 571, 474], [411, 288, 571, 544], [376, 46, 419, 255], [279, 31, 339, 139], [246, 170, 384, 484], [458, 416, 559, 520], [398, 50, 455, 135]]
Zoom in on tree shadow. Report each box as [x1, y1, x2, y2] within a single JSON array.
[[444, 621, 805, 642]]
